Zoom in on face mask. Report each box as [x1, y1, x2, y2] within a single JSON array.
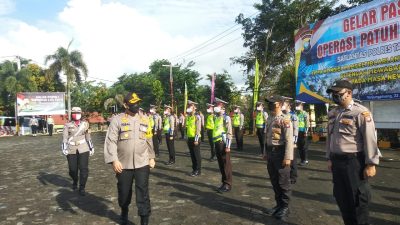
[[234, 109, 238, 113], [206, 109, 212, 113], [257, 106, 262, 111], [127, 104, 139, 114], [295, 106, 300, 111], [164, 111, 169, 115], [332, 92, 347, 105], [186, 108, 193, 113], [150, 109, 155, 113], [214, 107, 221, 113], [281, 105, 287, 111], [72, 114, 81, 121]]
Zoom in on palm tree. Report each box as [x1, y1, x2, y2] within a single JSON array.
[[104, 94, 124, 113], [45, 40, 88, 120]]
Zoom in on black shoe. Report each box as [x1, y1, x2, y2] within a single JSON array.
[[190, 170, 201, 177], [263, 205, 281, 216], [140, 215, 149, 225], [79, 189, 86, 196], [274, 207, 289, 219], [72, 183, 78, 191], [165, 161, 175, 166], [290, 179, 297, 184], [217, 184, 231, 193], [120, 208, 128, 225], [209, 157, 216, 162]]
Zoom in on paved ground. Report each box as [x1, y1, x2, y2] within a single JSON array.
[[0, 133, 399, 225]]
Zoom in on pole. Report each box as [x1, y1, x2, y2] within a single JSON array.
[[170, 65, 174, 110], [68, 78, 71, 121]]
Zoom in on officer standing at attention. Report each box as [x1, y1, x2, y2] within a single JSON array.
[[205, 103, 216, 161], [104, 92, 155, 225], [213, 98, 233, 193], [163, 105, 176, 165], [29, 116, 39, 136], [295, 100, 310, 166], [199, 111, 205, 142], [186, 100, 202, 176], [263, 96, 293, 220], [326, 79, 380, 225], [178, 112, 185, 139], [149, 105, 161, 157], [255, 101, 268, 156], [232, 105, 244, 151], [47, 115, 55, 136], [62, 107, 94, 196]]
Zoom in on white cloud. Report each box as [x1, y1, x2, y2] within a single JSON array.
[[0, 0, 14, 15]]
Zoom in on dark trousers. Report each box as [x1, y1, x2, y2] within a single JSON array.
[[67, 151, 89, 190], [256, 128, 265, 154], [267, 146, 291, 208], [116, 166, 151, 217], [206, 129, 215, 158], [200, 126, 205, 142], [152, 130, 159, 156], [157, 130, 162, 145], [166, 133, 175, 162], [31, 125, 38, 134], [215, 140, 232, 186], [297, 131, 309, 162], [179, 124, 185, 139], [331, 153, 370, 225], [48, 124, 54, 136], [290, 148, 298, 183], [234, 127, 243, 150], [187, 138, 201, 172]]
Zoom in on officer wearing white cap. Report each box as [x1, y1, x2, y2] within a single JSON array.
[[205, 103, 216, 161], [255, 101, 269, 155], [263, 95, 293, 220], [163, 104, 176, 165], [62, 106, 94, 196], [212, 97, 233, 192], [295, 100, 310, 166], [186, 100, 202, 176], [104, 92, 155, 225], [149, 104, 161, 157], [232, 105, 244, 151], [326, 79, 380, 225]]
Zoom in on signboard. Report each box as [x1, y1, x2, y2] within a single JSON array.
[[295, 0, 400, 103], [17, 92, 65, 116]]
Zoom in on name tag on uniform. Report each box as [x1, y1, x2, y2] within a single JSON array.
[[139, 124, 148, 132], [339, 119, 353, 125]]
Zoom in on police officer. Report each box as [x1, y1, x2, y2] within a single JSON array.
[[255, 101, 268, 155], [47, 115, 55, 136], [213, 98, 233, 192], [263, 96, 293, 220], [205, 103, 216, 161], [186, 100, 202, 176], [163, 105, 176, 165], [178, 112, 185, 139], [150, 105, 161, 157], [29, 116, 39, 136], [199, 111, 205, 142], [232, 105, 244, 151], [104, 92, 155, 225], [295, 100, 310, 166], [62, 107, 94, 196], [326, 79, 380, 225]]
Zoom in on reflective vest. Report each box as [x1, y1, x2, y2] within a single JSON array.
[[206, 114, 214, 130], [256, 111, 265, 128], [163, 116, 170, 133], [212, 116, 226, 143], [297, 111, 307, 131], [233, 114, 241, 127], [186, 115, 196, 138], [145, 116, 153, 138]]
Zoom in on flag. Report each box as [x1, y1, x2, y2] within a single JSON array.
[[211, 73, 216, 103], [253, 58, 260, 109], [184, 81, 188, 114]]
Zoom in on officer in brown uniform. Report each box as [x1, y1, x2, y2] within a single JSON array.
[[163, 105, 176, 165], [326, 79, 380, 225], [104, 92, 156, 225], [150, 104, 161, 157], [263, 96, 293, 220], [62, 107, 94, 196]]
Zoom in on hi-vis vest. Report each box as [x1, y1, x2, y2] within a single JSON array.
[[163, 116, 170, 133], [233, 114, 240, 127], [256, 111, 265, 128], [146, 116, 154, 138], [186, 115, 197, 138], [297, 111, 307, 131], [212, 116, 226, 143], [206, 114, 214, 130]]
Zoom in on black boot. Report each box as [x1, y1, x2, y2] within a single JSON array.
[[140, 215, 149, 225], [263, 205, 281, 216], [274, 206, 289, 219], [120, 208, 128, 225]]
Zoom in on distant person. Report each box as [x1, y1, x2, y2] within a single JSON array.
[[255, 102, 268, 156], [29, 116, 39, 137], [186, 100, 202, 176], [199, 111, 205, 142], [163, 105, 176, 165], [295, 100, 310, 166], [47, 115, 55, 136], [232, 105, 244, 151], [178, 112, 185, 139], [205, 103, 216, 161]]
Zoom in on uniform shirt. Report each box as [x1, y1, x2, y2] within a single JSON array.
[[296, 110, 310, 132], [233, 113, 245, 129], [326, 100, 380, 165], [199, 113, 205, 127], [186, 114, 202, 141], [154, 113, 162, 130], [29, 118, 39, 126], [288, 111, 299, 137], [47, 117, 54, 125], [179, 115, 185, 126], [62, 120, 92, 154], [265, 112, 294, 160], [163, 114, 175, 135], [104, 113, 155, 169], [217, 114, 233, 147]]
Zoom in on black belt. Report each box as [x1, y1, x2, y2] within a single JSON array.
[[267, 145, 285, 151], [330, 152, 363, 160]]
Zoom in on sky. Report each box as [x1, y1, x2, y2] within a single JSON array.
[[0, 0, 349, 87]]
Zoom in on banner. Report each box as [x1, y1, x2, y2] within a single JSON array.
[[254, 58, 260, 108], [295, 0, 400, 103], [17, 92, 65, 116]]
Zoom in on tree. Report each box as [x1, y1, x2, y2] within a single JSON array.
[[45, 40, 88, 120]]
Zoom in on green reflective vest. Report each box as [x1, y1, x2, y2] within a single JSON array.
[[206, 114, 214, 130], [186, 115, 196, 138], [163, 116, 170, 133], [212, 116, 226, 143], [256, 111, 264, 128], [297, 111, 307, 131], [233, 114, 241, 127]]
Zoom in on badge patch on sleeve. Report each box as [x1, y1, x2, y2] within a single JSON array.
[[361, 111, 372, 122]]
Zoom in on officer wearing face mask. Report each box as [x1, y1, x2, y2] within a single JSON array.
[[255, 102, 269, 156], [62, 107, 94, 196], [104, 92, 155, 225], [186, 100, 202, 176], [205, 103, 216, 161], [232, 105, 244, 151], [149, 105, 161, 157], [263, 96, 293, 220], [163, 105, 176, 165], [326, 79, 380, 225], [295, 100, 310, 166]]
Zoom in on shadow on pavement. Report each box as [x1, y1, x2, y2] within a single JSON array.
[[202, 166, 267, 181], [324, 209, 399, 225]]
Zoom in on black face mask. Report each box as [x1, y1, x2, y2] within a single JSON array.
[[267, 102, 276, 111], [332, 92, 346, 105], [127, 104, 139, 114]]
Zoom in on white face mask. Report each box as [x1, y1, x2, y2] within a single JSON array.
[[214, 107, 221, 113], [295, 106, 300, 110], [206, 108, 212, 113], [282, 105, 287, 111], [234, 109, 238, 113], [150, 109, 155, 113], [257, 106, 262, 111], [164, 111, 169, 115], [186, 108, 193, 113]]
